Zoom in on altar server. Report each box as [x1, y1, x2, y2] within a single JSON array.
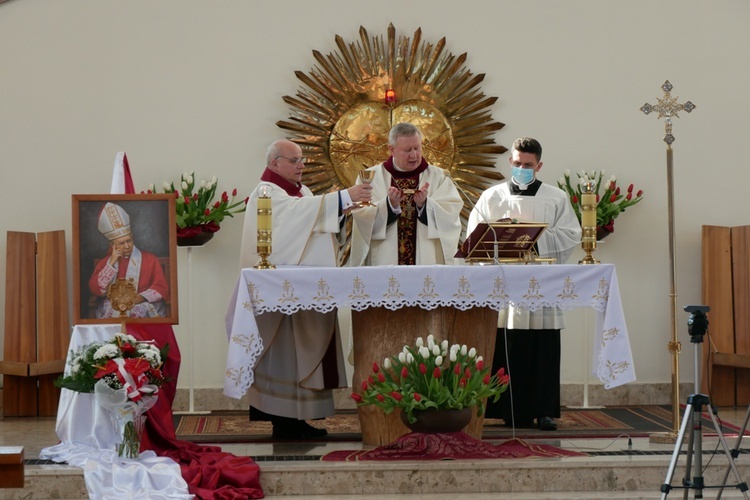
[[349, 122, 463, 266], [239, 139, 371, 439], [467, 137, 581, 431]]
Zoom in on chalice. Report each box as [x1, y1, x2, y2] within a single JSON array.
[[357, 170, 376, 207]]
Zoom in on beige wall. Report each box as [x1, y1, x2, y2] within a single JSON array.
[[1, 1, 748, 399]]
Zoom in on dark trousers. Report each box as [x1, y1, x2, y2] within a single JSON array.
[[485, 328, 561, 423]]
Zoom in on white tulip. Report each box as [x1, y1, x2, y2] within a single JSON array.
[[162, 181, 171, 191], [406, 352, 414, 363], [468, 347, 477, 358], [435, 355, 443, 366], [383, 358, 391, 370], [200, 180, 206, 189], [181, 181, 188, 191], [187, 175, 194, 185], [441, 340, 449, 351], [416, 337, 424, 348], [564, 169, 571, 177], [211, 175, 218, 184], [420, 346, 430, 359], [461, 345, 468, 356], [398, 352, 406, 363], [432, 344, 441, 356], [449, 350, 457, 363]]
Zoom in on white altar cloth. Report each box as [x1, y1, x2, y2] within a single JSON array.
[[40, 325, 192, 500], [224, 264, 636, 399]]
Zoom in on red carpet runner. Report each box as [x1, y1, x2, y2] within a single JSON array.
[[322, 431, 585, 461]]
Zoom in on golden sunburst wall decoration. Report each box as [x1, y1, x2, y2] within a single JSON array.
[[276, 23, 507, 227]]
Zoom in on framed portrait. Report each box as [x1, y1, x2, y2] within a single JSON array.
[[72, 194, 179, 324]]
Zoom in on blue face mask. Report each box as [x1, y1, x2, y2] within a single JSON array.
[[512, 166, 535, 185]]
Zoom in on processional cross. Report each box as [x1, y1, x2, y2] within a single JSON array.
[[641, 80, 695, 438]]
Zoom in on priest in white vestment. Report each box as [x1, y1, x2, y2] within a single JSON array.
[[349, 122, 463, 267], [467, 137, 581, 431], [239, 139, 372, 439]]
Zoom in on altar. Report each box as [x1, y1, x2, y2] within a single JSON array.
[[224, 264, 636, 443]]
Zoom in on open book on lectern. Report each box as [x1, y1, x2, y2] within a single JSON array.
[[454, 218, 550, 263]]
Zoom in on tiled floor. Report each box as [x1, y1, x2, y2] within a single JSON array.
[[2, 406, 750, 499]]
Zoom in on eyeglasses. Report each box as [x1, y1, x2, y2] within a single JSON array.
[[275, 156, 307, 165]]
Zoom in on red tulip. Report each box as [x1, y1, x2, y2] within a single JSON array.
[[454, 364, 461, 375], [476, 359, 484, 371], [413, 393, 421, 402], [483, 373, 491, 384], [204, 209, 211, 216], [391, 391, 402, 401], [193, 193, 198, 201], [572, 195, 578, 204], [244, 197, 250, 204], [610, 194, 617, 203], [372, 362, 379, 373], [637, 190, 643, 197], [459, 377, 467, 388], [232, 188, 238, 196], [377, 373, 385, 383], [361, 380, 368, 391], [433, 367, 441, 379], [184, 196, 190, 205], [376, 394, 385, 402], [626, 193, 632, 201], [214, 201, 221, 208], [627, 183, 634, 193], [368, 376, 374, 386], [351, 393, 362, 403], [401, 367, 409, 378], [614, 187, 621, 196], [419, 363, 427, 375]]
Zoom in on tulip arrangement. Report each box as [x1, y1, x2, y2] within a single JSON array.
[[557, 169, 644, 236], [351, 335, 510, 424], [145, 172, 248, 238]]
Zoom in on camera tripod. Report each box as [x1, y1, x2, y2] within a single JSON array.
[[660, 305, 749, 499]]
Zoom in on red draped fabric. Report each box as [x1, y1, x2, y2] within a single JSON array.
[[127, 324, 264, 499]]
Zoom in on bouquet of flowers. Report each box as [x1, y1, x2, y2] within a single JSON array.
[[557, 169, 644, 237], [351, 335, 509, 424], [146, 172, 248, 238], [56, 333, 169, 458]]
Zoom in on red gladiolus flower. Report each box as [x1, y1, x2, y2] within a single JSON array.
[[476, 359, 484, 371], [637, 190, 643, 197], [232, 188, 238, 196], [413, 393, 421, 402], [432, 366, 441, 379], [376, 394, 385, 402], [377, 373, 385, 383], [372, 362, 379, 373], [610, 194, 617, 203], [391, 391, 402, 401], [483, 373, 491, 384], [351, 393, 362, 403], [627, 183, 634, 193], [401, 367, 409, 378], [419, 363, 427, 375]]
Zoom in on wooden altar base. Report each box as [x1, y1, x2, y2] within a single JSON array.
[[352, 305, 499, 446]]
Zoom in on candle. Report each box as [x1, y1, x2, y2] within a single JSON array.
[[256, 185, 272, 251], [581, 192, 596, 230]]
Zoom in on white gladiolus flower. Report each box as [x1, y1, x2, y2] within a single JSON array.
[[383, 358, 391, 370], [181, 181, 188, 191], [435, 355, 443, 366], [468, 347, 477, 358]]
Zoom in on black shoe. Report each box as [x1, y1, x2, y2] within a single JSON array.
[[537, 416, 557, 431], [272, 419, 328, 440]]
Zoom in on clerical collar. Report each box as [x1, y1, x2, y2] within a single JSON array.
[[260, 168, 303, 197], [510, 178, 542, 196], [383, 156, 428, 178]]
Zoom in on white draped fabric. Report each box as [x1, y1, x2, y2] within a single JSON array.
[[224, 264, 636, 399], [40, 325, 192, 500]]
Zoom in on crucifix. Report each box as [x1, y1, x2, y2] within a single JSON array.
[[641, 80, 696, 439]]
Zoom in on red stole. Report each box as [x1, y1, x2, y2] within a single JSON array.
[[383, 157, 428, 265], [260, 168, 303, 197]]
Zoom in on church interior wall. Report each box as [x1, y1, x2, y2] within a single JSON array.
[[0, 0, 747, 406]]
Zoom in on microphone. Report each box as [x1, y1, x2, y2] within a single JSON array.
[[450, 175, 500, 264]]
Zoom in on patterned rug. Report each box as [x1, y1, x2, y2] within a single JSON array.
[[174, 405, 747, 443]]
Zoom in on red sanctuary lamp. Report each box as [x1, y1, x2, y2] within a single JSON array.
[[385, 88, 396, 106]]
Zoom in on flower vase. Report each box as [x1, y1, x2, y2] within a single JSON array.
[[596, 226, 612, 241], [110, 410, 146, 459], [400, 408, 473, 434], [177, 230, 215, 247]]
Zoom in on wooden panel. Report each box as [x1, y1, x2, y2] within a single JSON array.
[[0, 446, 25, 488], [3, 232, 38, 416], [352, 305, 498, 446], [732, 226, 750, 405], [713, 352, 750, 370], [701, 225, 735, 404], [35, 230, 69, 416]]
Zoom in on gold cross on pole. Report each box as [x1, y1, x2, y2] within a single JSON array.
[[640, 80, 696, 145], [641, 80, 696, 442]]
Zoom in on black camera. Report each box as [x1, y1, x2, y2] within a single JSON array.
[[684, 304, 709, 339]]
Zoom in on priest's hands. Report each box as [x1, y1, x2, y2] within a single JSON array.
[[413, 182, 430, 208], [387, 186, 404, 208], [347, 183, 373, 204]]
